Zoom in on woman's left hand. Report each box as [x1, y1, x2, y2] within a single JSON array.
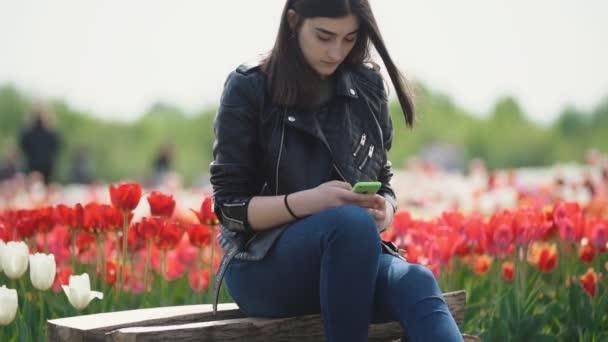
[[362, 195, 393, 231]]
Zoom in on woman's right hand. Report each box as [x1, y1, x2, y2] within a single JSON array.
[[306, 180, 384, 213]]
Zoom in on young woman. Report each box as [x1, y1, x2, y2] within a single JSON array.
[[210, 1, 463, 341]]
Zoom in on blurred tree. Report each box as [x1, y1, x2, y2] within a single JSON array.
[[556, 106, 589, 138], [0, 85, 28, 145], [1, 82, 607, 184]]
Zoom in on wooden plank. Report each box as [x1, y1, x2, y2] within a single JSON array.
[[106, 316, 407, 342], [107, 316, 476, 342], [47, 303, 244, 342], [48, 291, 467, 342]]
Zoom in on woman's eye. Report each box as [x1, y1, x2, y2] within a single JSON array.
[[345, 34, 358, 43], [318, 35, 331, 42]]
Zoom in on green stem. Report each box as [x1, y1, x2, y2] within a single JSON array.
[[95, 233, 102, 290], [70, 229, 77, 273], [144, 240, 151, 295], [101, 233, 107, 293], [115, 231, 120, 264], [161, 250, 166, 306], [119, 212, 129, 300], [18, 277, 26, 294], [44, 233, 49, 254], [39, 293, 45, 339], [514, 246, 522, 320], [198, 247, 204, 304], [130, 256, 135, 293]]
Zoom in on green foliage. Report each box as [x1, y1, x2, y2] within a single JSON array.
[[443, 248, 608, 342], [1, 83, 607, 184]]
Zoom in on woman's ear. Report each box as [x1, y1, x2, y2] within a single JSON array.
[[286, 9, 299, 31]]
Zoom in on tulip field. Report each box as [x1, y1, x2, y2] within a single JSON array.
[[1, 162, 607, 341]]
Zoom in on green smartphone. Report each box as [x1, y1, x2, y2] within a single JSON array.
[[352, 181, 381, 194]]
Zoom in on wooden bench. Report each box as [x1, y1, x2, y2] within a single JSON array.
[[47, 290, 480, 341]]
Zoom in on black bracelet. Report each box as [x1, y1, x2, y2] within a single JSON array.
[[284, 194, 302, 220]]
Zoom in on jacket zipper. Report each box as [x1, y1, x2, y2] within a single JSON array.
[[358, 144, 374, 170], [352, 133, 367, 157], [275, 118, 286, 196], [244, 110, 288, 251], [333, 163, 348, 182]]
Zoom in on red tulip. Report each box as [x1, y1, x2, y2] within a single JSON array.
[[429, 230, 466, 266], [137, 217, 163, 240], [76, 232, 97, 254], [164, 251, 186, 281], [34, 206, 56, 233], [150, 248, 186, 280], [147, 191, 176, 218], [100, 205, 123, 230], [126, 222, 146, 253], [105, 261, 117, 286], [553, 202, 585, 242], [156, 222, 184, 250], [579, 268, 598, 298], [0, 215, 9, 241], [392, 210, 413, 237], [502, 261, 514, 282], [189, 269, 210, 292], [1, 210, 19, 240], [404, 244, 425, 265], [16, 209, 36, 239], [191, 195, 219, 226], [488, 210, 515, 255], [463, 214, 487, 254], [83, 203, 105, 234], [176, 243, 199, 267], [43, 224, 72, 263], [52, 266, 73, 293], [186, 223, 212, 248], [578, 240, 595, 264], [109, 182, 142, 212], [473, 255, 492, 275], [380, 226, 396, 243], [513, 207, 551, 244], [441, 211, 465, 231], [55, 204, 75, 227], [587, 218, 608, 251], [536, 244, 558, 273]]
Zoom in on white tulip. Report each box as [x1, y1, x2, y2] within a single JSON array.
[[1, 241, 29, 279], [0, 240, 5, 274], [61, 273, 103, 310], [29, 253, 56, 291], [0, 285, 18, 326]]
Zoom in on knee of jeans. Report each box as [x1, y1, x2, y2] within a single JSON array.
[[327, 205, 380, 244], [404, 264, 442, 297]]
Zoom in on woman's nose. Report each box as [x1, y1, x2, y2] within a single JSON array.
[[327, 44, 343, 63]]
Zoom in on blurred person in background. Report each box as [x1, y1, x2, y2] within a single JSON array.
[[151, 141, 174, 187], [18, 104, 62, 185]]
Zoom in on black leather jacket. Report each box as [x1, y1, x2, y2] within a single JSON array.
[[209, 62, 400, 313]]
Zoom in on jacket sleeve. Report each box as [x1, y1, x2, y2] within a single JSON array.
[[209, 69, 264, 233], [374, 75, 398, 217]]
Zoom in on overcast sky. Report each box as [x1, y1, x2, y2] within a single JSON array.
[[1, 0, 607, 125]]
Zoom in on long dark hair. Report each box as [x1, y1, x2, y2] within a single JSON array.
[[261, 0, 415, 127]]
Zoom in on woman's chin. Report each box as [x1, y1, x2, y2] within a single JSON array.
[[316, 67, 337, 79]]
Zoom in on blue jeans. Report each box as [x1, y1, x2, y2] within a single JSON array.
[[224, 205, 463, 342]]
